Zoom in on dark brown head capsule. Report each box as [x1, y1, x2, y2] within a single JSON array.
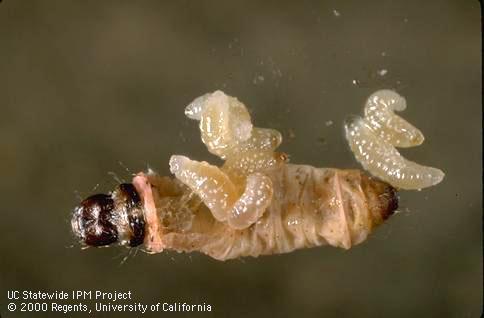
[[71, 183, 146, 248], [71, 194, 118, 246]]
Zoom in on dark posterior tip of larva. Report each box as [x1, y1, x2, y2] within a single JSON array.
[[380, 185, 398, 220], [360, 173, 399, 224], [71, 193, 119, 247]]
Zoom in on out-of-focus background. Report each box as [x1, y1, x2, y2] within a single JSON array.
[[0, 1, 481, 317]]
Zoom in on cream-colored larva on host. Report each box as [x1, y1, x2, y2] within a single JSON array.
[[344, 90, 445, 190], [71, 90, 443, 261]]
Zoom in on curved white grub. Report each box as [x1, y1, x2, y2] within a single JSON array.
[[228, 172, 273, 230], [185, 91, 253, 159], [344, 115, 444, 190], [169, 155, 238, 222], [74, 90, 402, 260], [169, 155, 274, 230], [364, 89, 424, 148]]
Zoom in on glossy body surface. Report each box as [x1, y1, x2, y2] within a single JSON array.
[[344, 90, 444, 190], [72, 91, 399, 260], [1, 2, 479, 316]]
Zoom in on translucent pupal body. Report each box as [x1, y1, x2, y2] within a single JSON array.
[[135, 167, 396, 260], [344, 90, 445, 190]]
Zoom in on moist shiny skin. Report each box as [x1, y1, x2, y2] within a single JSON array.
[[72, 90, 407, 260], [72, 193, 118, 246], [137, 164, 398, 261], [344, 90, 445, 190], [72, 183, 146, 248]]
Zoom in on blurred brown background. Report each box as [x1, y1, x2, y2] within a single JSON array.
[[0, 1, 481, 317]]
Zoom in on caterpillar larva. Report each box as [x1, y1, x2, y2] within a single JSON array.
[[71, 90, 441, 261]]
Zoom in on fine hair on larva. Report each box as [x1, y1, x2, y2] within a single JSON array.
[[71, 90, 443, 260], [344, 90, 445, 190]]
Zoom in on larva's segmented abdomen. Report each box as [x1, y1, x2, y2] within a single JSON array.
[[141, 164, 397, 260], [345, 90, 444, 190], [71, 90, 444, 260]]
